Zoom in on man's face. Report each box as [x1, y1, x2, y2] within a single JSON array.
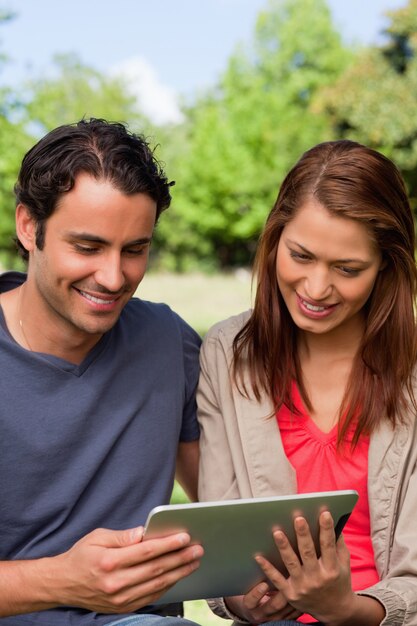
[[23, 173, 156, 344]]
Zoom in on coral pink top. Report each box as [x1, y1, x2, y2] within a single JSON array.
[[276, 384, 379, 623]]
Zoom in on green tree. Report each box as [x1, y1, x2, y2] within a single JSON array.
[[318, 0, 417, 201], [21, 53, 148, 134], [156, 0, 352, 270], [0, 51, 154, 267], [0, 10, 33, 269]]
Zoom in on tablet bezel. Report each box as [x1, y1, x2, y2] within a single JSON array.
[[144, 490, 359, 604]]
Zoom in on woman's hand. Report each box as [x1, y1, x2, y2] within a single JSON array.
[[254, 511, 356, 625], [225, 586, 302, 625]]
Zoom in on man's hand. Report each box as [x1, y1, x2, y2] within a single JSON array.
[[0, 526, 203, 616], [53, 526, 203, 613]]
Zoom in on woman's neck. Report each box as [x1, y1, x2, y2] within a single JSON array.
[[298, 314, 365, 363], [296, 315, 365, 432]]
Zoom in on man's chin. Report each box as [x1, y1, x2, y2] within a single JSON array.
[[76, 317, 120, 338]]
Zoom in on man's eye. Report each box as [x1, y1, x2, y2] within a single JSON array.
[[74, 244, 98, 254], [124, 246, 148, 256]]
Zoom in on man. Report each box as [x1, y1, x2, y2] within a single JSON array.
[[0, 119, 203, 625]]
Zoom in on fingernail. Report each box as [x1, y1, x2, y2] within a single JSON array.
[[258, 582, 269, 594], [177, 533, 190, 546], [274, 530, 285, 542], [131, 526, 144, 542], [192, 545, 204, 559]]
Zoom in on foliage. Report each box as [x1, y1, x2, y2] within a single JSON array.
[[156, 0, 352, 269], [5, 1, 417, 270], [0, 50, 151, 267], [317, 0, 417, 202], [0, 115, 32, 268], [21, 53, 148, 134], [0, 12, 33, 268]]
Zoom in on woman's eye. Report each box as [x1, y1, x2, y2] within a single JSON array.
[[338, 266, 360, 277], [289, 250, 310, 261]]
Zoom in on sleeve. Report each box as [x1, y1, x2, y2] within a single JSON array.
[[197, 325, 241, 503], [359, 431, 417, 626], [197, 324, 251, 622], [177, 315, 201, 442]]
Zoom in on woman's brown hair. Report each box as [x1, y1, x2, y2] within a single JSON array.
[[233, 140, 417, 444]]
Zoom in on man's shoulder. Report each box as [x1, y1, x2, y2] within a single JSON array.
[[0, 270, 25, 293], [121, 297, 201, 346], [124, 297, 188, 327], [125, 296, 173, 319]]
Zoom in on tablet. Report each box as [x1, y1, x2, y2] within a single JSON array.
[[144, 489, 358, 604]]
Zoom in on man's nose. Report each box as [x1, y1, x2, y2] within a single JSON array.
[[94, 253, 125, 293]]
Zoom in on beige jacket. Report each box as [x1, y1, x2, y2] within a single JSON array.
[[197, 311, 417, 626]]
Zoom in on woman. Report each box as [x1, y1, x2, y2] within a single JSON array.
[[197, 140, 417, 626]]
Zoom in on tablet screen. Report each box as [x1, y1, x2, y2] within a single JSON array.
[[144, 490, 358, 604]]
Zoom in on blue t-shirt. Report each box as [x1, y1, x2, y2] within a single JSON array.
[[0, 271, 201, 626]]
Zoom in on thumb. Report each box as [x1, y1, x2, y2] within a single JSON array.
[[91, 526, 144, 548]]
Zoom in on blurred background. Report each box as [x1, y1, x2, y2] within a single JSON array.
[[0, 0, 414, 334], [0, 0, 413, 620]]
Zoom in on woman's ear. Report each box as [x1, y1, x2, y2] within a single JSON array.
[[15, 203, 36, 254]]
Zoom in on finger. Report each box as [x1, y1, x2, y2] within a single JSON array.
[[108, 543, 204, 591], [111, 557, 203, 612], [293, 516, 319, 571], [96, 543, 204, 607], [257, 590, 288, 613], [254, 552, 287, 590], [318, 511, 338, 568], [250, 600, 301, 624], [136, 554, 202, 600], [109, 532, 194, 568], [271, 529, 303, 578], [243, 581, 270, 610], [88, 526, 145, 548]]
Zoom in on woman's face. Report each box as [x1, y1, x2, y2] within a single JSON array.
[[276, 198, 383, 339]]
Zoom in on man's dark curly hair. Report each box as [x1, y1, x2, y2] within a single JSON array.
[[14, 118, 173, 260]]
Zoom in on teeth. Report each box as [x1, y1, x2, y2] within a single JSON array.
[[80, 291, 115, 305], [302, 300, 326, 312]]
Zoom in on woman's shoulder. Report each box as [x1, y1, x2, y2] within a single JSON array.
[[203, 310, 252, 346]]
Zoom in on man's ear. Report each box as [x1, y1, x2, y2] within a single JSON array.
[[15, 203, 36, 253]]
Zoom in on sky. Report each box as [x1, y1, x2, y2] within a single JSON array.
[[0, 0, 407, 124]]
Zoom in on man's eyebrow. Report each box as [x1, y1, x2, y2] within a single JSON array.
[[66, 232, 152, 246]]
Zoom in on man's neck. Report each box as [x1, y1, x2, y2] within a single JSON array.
[[1, 284, 104, 365]]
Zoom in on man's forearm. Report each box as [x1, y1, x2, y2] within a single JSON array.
[[0, 557, 58, 616]]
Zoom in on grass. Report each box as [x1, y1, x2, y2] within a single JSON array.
[[183, 599, 231, 625], [140, 271, 250, 622], [138, 270, 253, 336]]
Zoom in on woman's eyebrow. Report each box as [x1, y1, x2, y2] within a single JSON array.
[[285, 238, 369, 264]]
